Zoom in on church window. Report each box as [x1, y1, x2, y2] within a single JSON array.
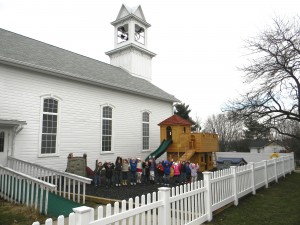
[[142, 112, 149, 150], [117, 24, 129, 43], [102, 106, 113, 152], [40, 97, 59, 155], [135, 24, 145, 44]]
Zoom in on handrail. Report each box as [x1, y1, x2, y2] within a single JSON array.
[[7, 156, 92, 204], [7, 156, 91, 183], [0, 165, 56, 214]]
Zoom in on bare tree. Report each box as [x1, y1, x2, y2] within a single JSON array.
[[225, 16, 300, 140], [203, 112, 244, 151]]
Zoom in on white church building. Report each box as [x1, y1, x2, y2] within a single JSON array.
[[0, 5, 178, 171]]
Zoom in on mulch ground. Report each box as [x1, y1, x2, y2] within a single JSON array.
[[85, 173, 204, 201], [86, 182, 168, 201]]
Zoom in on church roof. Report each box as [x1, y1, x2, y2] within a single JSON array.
[[158, 114, 193, 126], [249, 139, 285, 148], [0, 28, 178, 103]]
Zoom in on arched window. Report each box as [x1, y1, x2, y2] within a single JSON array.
[[40, 97, 59, 155], [102, 106, 113, 152], [142, 112, 150, 150]]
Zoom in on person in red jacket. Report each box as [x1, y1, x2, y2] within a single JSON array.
[[172, 161, 181, 185], [156, 161, 164, 185]]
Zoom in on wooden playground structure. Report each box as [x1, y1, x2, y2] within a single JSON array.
[[158, 115, 219, 171]]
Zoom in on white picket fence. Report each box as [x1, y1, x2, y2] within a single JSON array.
[[33, 155, 295, 225], [8, 156, 92, 204], [0, 165, 56, 214]]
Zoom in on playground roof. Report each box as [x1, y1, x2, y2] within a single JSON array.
[[158, 114, 193, 126]]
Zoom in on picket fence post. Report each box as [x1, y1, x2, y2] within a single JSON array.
[[230, 166, 238, 206], [203, 171, 213, 221], [263, 160, 268, 188], [249, 162, 256, 195], [73, 206, 93, 225], [282, 157, 286, 178], [274, 159, 278, 183], [158, 187, 171, 225]]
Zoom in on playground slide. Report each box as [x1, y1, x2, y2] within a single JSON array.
[[145, 139, 172, 161]]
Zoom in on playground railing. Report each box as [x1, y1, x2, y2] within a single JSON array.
[[0, 165, 56, 214], [7, 156, 92, 204]]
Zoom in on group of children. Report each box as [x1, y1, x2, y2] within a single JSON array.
[[93, 156, 200, 188]]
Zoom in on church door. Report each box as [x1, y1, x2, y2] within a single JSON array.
[[0, 129, 9, 166]]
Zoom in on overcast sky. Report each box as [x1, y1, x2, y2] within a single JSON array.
[[0, 0, 299, 123]]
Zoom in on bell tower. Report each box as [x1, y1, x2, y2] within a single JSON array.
[[105, 5, 156, 82]]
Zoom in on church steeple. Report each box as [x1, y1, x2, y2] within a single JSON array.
[[105, 5, 156, 82]]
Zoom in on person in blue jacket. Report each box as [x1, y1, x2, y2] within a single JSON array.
[[185, 161, 192, 183], [129, 158, 138, 185], [162, 159, 173, 186]]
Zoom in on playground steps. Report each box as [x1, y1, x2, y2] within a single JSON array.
[[179, 150, 196, 162]]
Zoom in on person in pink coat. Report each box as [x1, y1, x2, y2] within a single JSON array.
[[172, 161, 181, 185], [189, 163, 199, 183]]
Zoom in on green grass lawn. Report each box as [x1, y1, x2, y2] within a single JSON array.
[[204, 172, 300, 225], [0, 198, 50, 225]]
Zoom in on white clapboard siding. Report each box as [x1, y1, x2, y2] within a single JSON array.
[[0, 64, 173, 171]]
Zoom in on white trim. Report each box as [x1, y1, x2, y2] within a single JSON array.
[[38, 94, 61, 157]]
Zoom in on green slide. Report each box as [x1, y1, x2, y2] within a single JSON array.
[[145, 139, 172, 161]]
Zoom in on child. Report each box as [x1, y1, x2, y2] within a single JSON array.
[[190, 163, 199, 183], [142, 161, 150, 185], [172, 161, 181, 185], [136, 158, 143, 184], [93, 160, 103, 187], [149, 157, 156, 184], [114, 156, 122, 186], [180, 161, 187, 184], [129, 158, 138, 185], [185, 161, 191, 183], [162, 159, 173, 186], [103, 162, 115, 188], [156, 161, 164, 185], [122, 158, 129, 185]]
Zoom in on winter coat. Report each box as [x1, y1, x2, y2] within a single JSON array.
[[173, 164, 181, 176], [149, 160, 156, 171], [185, 164, 191, 174], [94, 164, 103, 175], [115, 157, 122, 171], [130, 159, 138, 172], [156, 164, 164, 176], [122, 161, 130, 172], [190, 164, 199, 177], [180, 163, 187, 173], [162, 160, 173, 176], [142, 162, 150, 176], [103, 163, 115, 178]]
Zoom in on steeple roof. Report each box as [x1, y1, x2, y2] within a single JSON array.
[[158, 114, 193, 126], [112, 4, 150, 28]]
